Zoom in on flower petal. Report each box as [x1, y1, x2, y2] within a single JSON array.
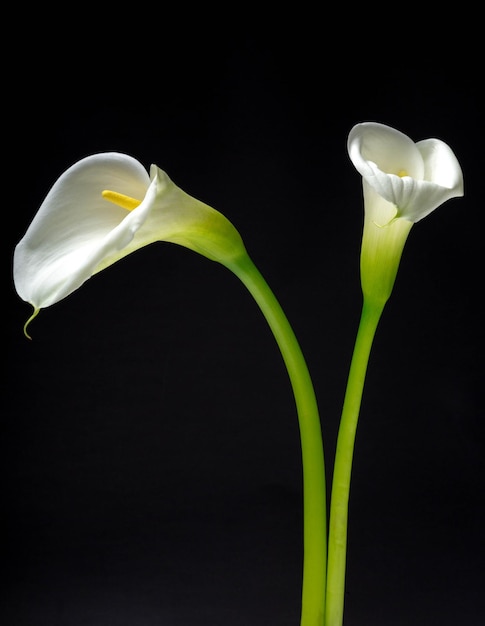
[[348, 122, 464, 222], [14, 153, 151, 309], [14, 154, 248, 318], [348, 122, 424, 180]]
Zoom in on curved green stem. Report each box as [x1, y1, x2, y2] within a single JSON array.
[[228, 254, 327, 626], [325, 298, 385, 626]]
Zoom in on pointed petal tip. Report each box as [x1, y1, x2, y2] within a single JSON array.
[[23, 307, 40, 340]]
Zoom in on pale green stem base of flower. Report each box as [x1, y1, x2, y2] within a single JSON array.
[[228, 254, 327, 626], [325, 298, 385, 626]]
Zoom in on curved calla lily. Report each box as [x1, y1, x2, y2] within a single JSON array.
[[14, 152, 247, 333], [13, 151, 328, 626], [348, 122, 464, 304]]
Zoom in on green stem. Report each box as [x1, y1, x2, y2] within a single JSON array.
[[325, 298, 385, 626], [228, 254, 327, 626]]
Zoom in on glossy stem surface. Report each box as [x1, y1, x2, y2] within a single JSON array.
[[230, 254, 327, 626], [325, 299, 385, 626]]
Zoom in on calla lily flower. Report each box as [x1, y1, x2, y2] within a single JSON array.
[[14, 152, 247, 334], [325, 123, 465, 626], [13, 151, 328, 626], [348, 122, 464, 304]]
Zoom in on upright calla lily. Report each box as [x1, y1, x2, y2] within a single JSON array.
[[13, 152, 327, 626], [325, 122, 464, 626], [348, 122, 464, 305]]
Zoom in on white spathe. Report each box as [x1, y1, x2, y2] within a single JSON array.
[[348, 122, 464, 223], [348, 122, 464, 305], [14, 153, 246, 314]]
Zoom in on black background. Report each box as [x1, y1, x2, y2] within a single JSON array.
[[4, 12, 483, 626]]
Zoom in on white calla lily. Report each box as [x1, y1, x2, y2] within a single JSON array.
[[13, 152, 328, 626], [348, 122, 464, 222], [14, 152, 247, 333], [348, 122, 464, 304], [325, 123, 465, 626]]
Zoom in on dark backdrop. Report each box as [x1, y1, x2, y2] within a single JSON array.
[[4, 12, 483, 626]]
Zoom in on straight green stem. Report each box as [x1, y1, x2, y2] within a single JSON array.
[[325, 298, 385, 626], [229, 254, 327, 626]]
